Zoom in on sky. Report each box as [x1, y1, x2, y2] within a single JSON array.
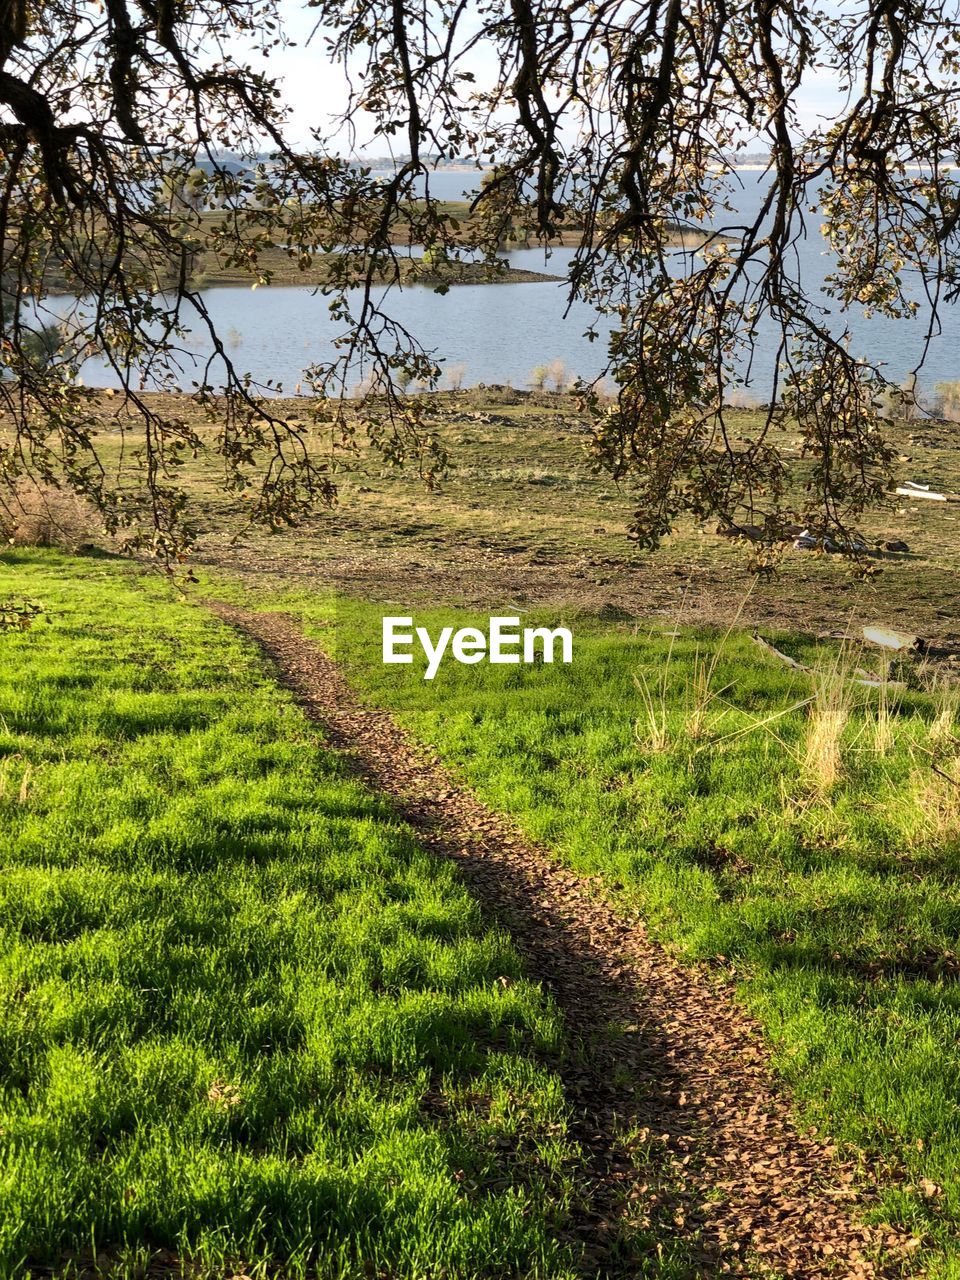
[[246, 2, 849, 156]]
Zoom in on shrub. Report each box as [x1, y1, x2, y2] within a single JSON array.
[[445, 362, 467, 391], [547, 358, 569, 392], [0, 481, 101, 552], [932, 379, 960, 421]]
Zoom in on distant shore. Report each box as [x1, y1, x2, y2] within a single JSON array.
[[37, 249, 568, 296], [195, 253, 565, 289]]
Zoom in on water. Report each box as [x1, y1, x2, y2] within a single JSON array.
[[387, 169, 487, 202], [51, 169, 960, 398]]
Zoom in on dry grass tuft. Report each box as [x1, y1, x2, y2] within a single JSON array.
[[634, 668, 670, 753], [684, 648, 731, 743], [869, 672, 898, 757], [1, 481, 101, 552], [930, 679, 960, 751], [913, 756, 960, 846], [804, 656, 856, 791]]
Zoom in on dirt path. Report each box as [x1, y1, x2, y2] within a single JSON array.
[[210, 604, 916, 1279]]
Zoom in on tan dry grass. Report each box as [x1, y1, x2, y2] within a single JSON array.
[[912, 755, 960, 847], [869, 671, 898, 757], [804, 655, 856, 791], [930, 679, 960, 751], [1, 481, 102, 552]]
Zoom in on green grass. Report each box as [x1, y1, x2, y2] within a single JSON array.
[[0, 552, 586, 1280], [199, 581, 960, 1276], [11, 547, 960, 1275]]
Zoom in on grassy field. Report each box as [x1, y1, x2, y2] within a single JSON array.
[[52, 387, 960, 645], [195, 578, 960, 1276], [6, 385, 960, 1274], [0, 551, 588, 1280]]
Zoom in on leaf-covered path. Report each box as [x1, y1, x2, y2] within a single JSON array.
[[210, 604, 914, 1279]]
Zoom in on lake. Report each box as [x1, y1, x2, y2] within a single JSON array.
[[52, 169, 960, 399]]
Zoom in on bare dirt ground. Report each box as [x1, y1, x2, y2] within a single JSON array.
[[184, 391, 959, 648], [211, 603, 920, 1279], [200, 536, 960, 653], [64, 388, 959, 646]]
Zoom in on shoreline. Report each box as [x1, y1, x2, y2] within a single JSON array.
[[39, 257, 567, 297]]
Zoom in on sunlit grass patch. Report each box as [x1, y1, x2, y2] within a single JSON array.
[[235, 590, 960, 1278], [0, 551, 581, 1280]]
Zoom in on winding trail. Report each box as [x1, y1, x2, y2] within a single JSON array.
[[210, 604, 915, 1279]]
